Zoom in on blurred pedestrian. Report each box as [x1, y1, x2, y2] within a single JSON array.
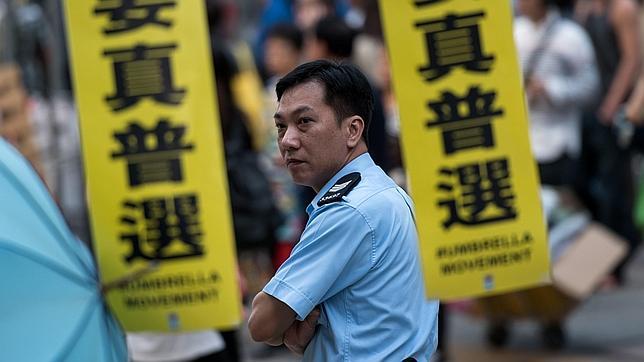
[[252, 0, 294, 80], [305, 15, 390, 173], [575, 0, 642, 285], [264, 23, 304, 91], [248, 60, 439, 361], [515, 0, 599, 187], [575, 0, 640, 124]]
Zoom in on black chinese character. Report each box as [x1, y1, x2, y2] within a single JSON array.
[[120, 194, 204, 263], [416, 12, 494, 81], [112, 119, 194, 187], [425, 86, 503, 155], [437, 158, 517, 229], [94, 0, 176, 34], [104, 43, 186, 111], [414, 0, 446, 7]]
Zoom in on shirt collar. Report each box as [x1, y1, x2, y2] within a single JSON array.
[[306, 152, 374, 215]]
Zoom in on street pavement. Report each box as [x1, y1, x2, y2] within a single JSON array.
[[239, 248, 644, 362]]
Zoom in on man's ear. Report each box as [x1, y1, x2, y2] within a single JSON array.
[[345, 116, 364, 148]]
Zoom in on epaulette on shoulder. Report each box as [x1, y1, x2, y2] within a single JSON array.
[[317, 172, 361, 206]]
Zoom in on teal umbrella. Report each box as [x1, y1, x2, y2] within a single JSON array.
[[0, 139, 127, 361]]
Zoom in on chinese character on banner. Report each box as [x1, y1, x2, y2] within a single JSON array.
[[120, 194, 204, 263], [414, 0, 446, 7], [416, 12, 494, 81], [425, 86, 503, 155], [94, 0, 177, 34], [111, 119, 194, 187], [104, 43, 186, 111], [437, 158, 517, 229]]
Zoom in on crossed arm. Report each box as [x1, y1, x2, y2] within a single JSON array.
[[248, 204, 369, 353], [248, 291, 320, 355]]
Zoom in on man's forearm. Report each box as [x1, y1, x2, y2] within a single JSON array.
[[248, 291, 296, 344]]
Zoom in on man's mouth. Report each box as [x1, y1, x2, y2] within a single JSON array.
[[286, 159, 304, 167]]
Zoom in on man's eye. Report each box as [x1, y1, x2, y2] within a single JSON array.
[[299, 117, 312, 125]]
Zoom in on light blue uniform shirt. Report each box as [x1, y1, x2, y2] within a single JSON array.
[[263, 153, 439, 361]]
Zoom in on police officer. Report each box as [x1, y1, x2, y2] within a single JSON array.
[[248, 60, 439, 361]]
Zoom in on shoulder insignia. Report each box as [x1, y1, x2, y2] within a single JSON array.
[[318, 172, 361, 206]]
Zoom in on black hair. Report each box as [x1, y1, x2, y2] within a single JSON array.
[[276, 59, 373, 143], [313, 16, 356, 59], [266, 22, 304, 51]]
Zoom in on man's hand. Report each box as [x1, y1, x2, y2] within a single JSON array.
[[283, 308, 321, 356]]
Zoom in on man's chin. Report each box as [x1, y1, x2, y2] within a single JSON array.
[[290, 176, 310, 187], [288, 172, 312, 188]]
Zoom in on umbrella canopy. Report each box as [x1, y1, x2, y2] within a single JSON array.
[[0, 139, 127, 361]]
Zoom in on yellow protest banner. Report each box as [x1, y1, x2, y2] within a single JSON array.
[[65, 1, 241, 330], [380, 0, 550, 299]]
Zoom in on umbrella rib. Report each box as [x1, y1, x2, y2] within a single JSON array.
[[0, 160, 96, 278], [105, 296, 128, 360], [102, 304, 127, 362], [50, 293, 101, 362], [0, 239, 96, 288]]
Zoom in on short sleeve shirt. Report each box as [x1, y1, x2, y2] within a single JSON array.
[[263, 153, 439, 361]]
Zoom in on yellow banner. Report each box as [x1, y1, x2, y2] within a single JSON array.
[[65, 1, 240, 330], [380, 0, 550, 299]]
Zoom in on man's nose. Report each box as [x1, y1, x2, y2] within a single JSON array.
[[280, 126, 300, 150]]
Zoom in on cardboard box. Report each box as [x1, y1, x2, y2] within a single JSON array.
[[552, 223, 628, 300], [476, 222, 628, 321]]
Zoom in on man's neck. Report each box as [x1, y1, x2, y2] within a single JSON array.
[[343, 143, 369, 169], [312, 144, 368, 193]]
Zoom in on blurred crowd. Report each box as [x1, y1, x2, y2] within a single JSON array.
[[1, 0, 644, 361]]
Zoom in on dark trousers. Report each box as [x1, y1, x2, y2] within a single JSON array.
[[578, 114, 641, 282], [538, 154, 580, 188]]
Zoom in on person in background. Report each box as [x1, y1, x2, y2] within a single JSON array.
[[252, 0, 349, 81], [305, 15, 389, 173], [248, 59, 438, 361], [575, 0, 640, 124], [515, 0, 598, 187], [264, 23, 304, 92], [253, 0, 294, 79], [575, 0, 642, 286]]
